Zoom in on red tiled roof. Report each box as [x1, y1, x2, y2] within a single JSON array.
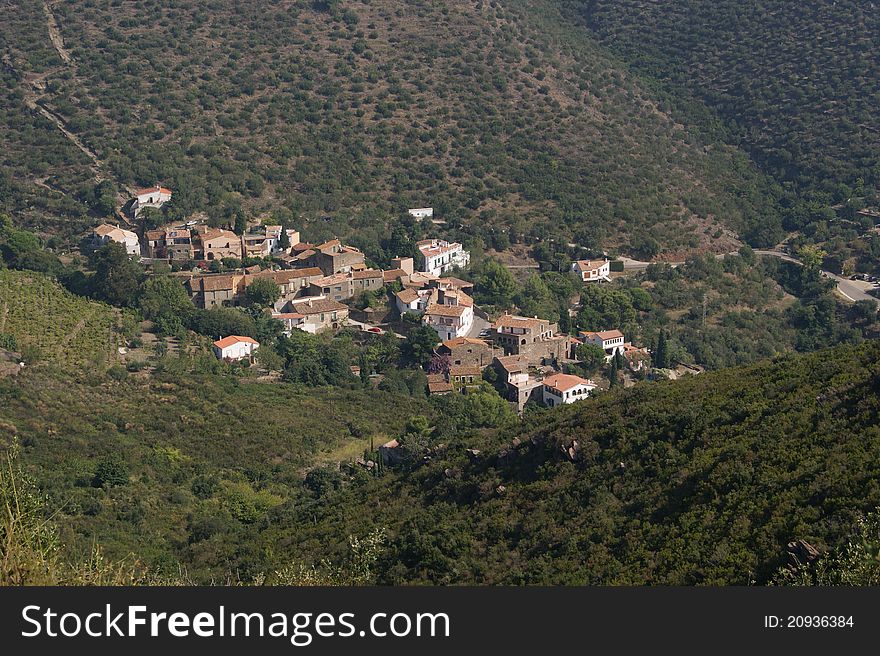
[[418, 240, 463, 257], [383, 269, 407, 282], [494, 355, 528, 373], [352, 269, 383, 280], [574, 259, 608, 270], [197, 275, 237, 292], [582, 329, 624, 341], [290, 298, 349, 315], [543, 373, 594, 393], [213, 335, 258, 349], [493, 314, 548, 330], [424, 303, 467, 318], [134, 185, 172, 197], [396, 289, 420, 304], [435, 277, 474, 289], [201, 228, 238, 243], [442, 337, 488, 349]]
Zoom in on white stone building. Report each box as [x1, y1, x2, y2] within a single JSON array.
[[579, 330, 626, 361], [542, 373, 596, 407], [571, 259, 611, 283], [417, 239, 470, 276], [212, 335, 259, 361], [131, 185, 172, 218], [92, 224, 141, 256]]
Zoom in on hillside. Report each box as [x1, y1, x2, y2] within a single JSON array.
[[1, 0, 781, 253], [2, 363, 429, 580], [568, 0, 880, 200], [255, 341, 880, 585], [0, 268, 118, 366], [4, 336, 879, 584]]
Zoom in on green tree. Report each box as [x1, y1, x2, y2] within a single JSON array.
[[797, 244, 826, 270], [245, 278, 281, 307], [92, 457, 129, 488], [608, 355, 619, 387], [577, 285, 637, 334], [139, 276, 193, 321], [654, 330, 669, 369], [404, 326, 441, 367], [515, 275, 557, 321], [234, 210, 247, 236], [575, 342, 607, 373], [474, 258, 518, 308], [89, 242, 143, 307]]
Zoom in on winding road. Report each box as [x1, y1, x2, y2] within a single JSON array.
[[618, 250, 879, 307], [753, 250, 879, 306]]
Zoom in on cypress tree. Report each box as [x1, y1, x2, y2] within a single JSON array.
[[655, 330, 668, 369]]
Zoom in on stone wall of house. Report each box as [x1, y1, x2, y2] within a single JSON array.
[[443, 343, 499, 368], [498, 335, 569, 365]]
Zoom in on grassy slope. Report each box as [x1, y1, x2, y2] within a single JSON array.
[[255, 341, 880, 584], [4, 0, 778, 253], [0, 270, 426, 580], [1, 365, 428, 580], [0, 269, 117, 365], [572, 0, 880, 196]]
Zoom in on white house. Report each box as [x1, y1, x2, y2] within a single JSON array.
[[494, 355, 531, 387], [571, 259, 611, 283], [417, 239, 470, 277], [395, 288, 433, 316], [422, 302, 474, 341], [212, 335, 259, 361], [92, 224, 141, 256], [132, 185, 172, 217], [271, 312, 307, 336], [542, 373, 596, 407], [264, 225, 297, 253], [579, 330, 626, 361], [408, 208, 434, 220]]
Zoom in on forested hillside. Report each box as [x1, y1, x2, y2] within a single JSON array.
[[1, 362, 430, 580], [5, 337, 880, 584], [259, 341, 880, 585], [1, 0, 781, 253], [569, 0, 880, 200]]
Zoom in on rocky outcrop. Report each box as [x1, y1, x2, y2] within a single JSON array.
[[787, 540, 821, 567]]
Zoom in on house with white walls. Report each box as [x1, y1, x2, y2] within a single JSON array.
[[542, 373, 596, 407], [579, 330, 626, 360], [571, 259, 611, 283], [422, 303, 474, 341], [417, 239, 470, 276], [131, 185, 172, 218], [212, 335, 259, 361], [92, 224, 141, 256], [395, 288, 432, 316], [408, 208, 434, 220]]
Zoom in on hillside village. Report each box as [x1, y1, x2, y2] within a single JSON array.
[[2, 0, 880, 592], [84, 187, 658, 423]]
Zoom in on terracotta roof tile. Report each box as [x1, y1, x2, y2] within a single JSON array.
[[543, 373, 595, 393]]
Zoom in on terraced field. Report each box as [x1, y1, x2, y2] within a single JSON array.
[[0, 269, 117, 365]]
